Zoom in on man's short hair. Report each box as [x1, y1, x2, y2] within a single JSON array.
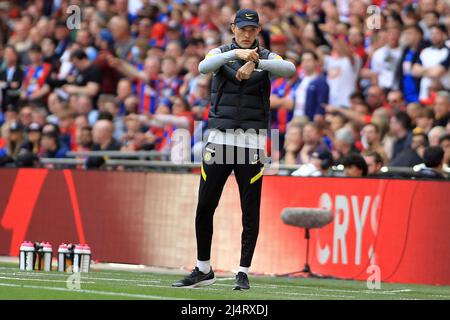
[[423, 146, 444, 168], [363, 122, 380, 133], [350, 91, 365, 102], [424, 10, 440, 20], [71, 49, 88, 61], [29, 44, 42, 53], [439, 134, 450, 145], [362, 150, 384, 165], [430, 23, 448, 35], [302, 49, 319, 61], [393, 111, 412, 130], [403, 23, 424, 36], [418, 107, 434, 119], [342, 153, 368, 176]]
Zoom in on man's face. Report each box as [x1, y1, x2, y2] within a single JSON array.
[[28, 51, 42, 65], [79, 129, 93, 147], [301, 53, 316, 74], [363, 156, 380, 175], [361, 125, 378, 144], [231, 25, 261, 48], [387, 91, 404, 110], [344, 165, 363, 178], [434, 96, 450, 119], [411, 135, 426, 150], [403, 28, 421, 47], [285, 127, 302, 149], [302, 125, 319, 144], [4, 47, 17, 65], [390, 116, 403, 135], [416, 115, 433, 130], [161, 59, 176, 76], [367, 87, 384, 109], [430, 28, 445, 47]]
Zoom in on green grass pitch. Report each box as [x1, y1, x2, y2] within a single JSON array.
[[0, 263, 449, 300]]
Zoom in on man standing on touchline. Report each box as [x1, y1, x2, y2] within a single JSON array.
[[172, 9, 296, 290]]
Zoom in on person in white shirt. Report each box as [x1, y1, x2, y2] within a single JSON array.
[[369, 25, 403, 90], [323, 36, 361, 108], [412, 24, 450, 101]]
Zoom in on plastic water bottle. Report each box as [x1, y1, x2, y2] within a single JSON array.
[[81, 244, 91, 273], [57, 243, 69, 272], [35, 242, 46, 271], [73, 244, 83, 273], [19, 241, 35, 271], [42, 242, 53, 272]]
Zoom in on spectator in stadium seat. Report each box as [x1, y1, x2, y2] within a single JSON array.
[[432, 91, 450, 127], [116, 78, 134, 115], [86, 119, 122, 169], [342, 153, 368, 177], [288, 50, 329, 122], [40, 131, 68, 159], [390, 111, 413, 163], [428, 126, 446, 146], [439, 134, 450, 173], [386, 90, 406, 112], [94, 29, 121, 95], [366, 86, 388, 112], [107, 55, 162, 114], [20, 122, 42, 156], [406, 102, 423, 127], [394, 24, 427, 104], [62, 50, 102, 100], [333, 126, 358, 163], [412, 24, 450, 102], [325, 111, 348, 136], [416, 107, 435, 134], [391, 131, 428, 167], [0, 45, 24, 111], [76, 125, 93, 152], [360, 123, 389, 164], [18, 105, 33, 128], [323, 35, 361, 108], [20, 44, 52, 104], [54, 20, 71, 58], [75, 29, 98, 62], [109, 16, 136, 61], [179, 55, 203, 100], [298, 122, 329, 165], [362, 151, 384, 176], [282, 122, 303, 165], [76, 94, 99, 127], [291, 150, 333, 177], [366, 25, 402, 90], [0, 121, 24, 166], [419, 146, 446, 179], [100, 96, 125, 140]]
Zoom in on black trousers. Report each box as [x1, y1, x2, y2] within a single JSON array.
[[195, 143, 265, 268]]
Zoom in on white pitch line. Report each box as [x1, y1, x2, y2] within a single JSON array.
[[0, 282, 186, 300], [0, 271, 161, 284], [0, 276, 95, 285], [138, 283, 221, 291], [136, 281, 354, 299]]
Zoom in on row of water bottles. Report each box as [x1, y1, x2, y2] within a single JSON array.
[[19, 241, 91, 273]]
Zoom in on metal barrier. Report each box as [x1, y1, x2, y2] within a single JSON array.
[[36, 151, 448, 178]]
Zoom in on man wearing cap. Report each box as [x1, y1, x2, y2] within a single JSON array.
[[173, 9, 295, 290], [291, 150, 333, 177]]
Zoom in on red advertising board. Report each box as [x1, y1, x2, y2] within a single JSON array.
[[0, 169, 449, 286]]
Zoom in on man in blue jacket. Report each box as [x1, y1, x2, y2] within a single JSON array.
[[289, 50, 329, 122]]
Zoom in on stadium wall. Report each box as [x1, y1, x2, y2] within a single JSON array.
[[0, 168, 449, 286]]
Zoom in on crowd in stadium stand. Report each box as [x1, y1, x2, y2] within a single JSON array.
[[0, 0, 449, 178]]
